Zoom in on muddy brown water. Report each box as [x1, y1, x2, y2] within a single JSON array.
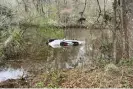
[[0, 28, 112, 82]]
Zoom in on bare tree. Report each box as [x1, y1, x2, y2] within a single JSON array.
[[112, 0, 117, 61], [22, 0, 29, 12], [121, 0, 129, 59]]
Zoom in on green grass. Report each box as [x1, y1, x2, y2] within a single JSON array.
[[118, 58, 133, 66], [39, 26, 64, 39]]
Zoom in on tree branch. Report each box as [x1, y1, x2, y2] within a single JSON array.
[[96, 0, 102, 22]]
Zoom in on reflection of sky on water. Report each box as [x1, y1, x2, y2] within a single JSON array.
[[0, 68, 25, 82]]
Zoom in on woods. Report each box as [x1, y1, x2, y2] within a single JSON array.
[[0, 0, 133, 88]]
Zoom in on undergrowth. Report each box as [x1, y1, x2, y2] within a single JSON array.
[[1, 25, 64, 60], [32, 70, 66, 88]]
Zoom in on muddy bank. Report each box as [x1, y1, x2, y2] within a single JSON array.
[[0, 78, 29, 88], [0, 63, 133, 88]]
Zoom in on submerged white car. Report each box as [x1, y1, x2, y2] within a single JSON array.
[[46, 39, 85, 48]]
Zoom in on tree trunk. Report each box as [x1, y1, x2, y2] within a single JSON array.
[[121, 0, 129, 59], [113, 0, 117, 61]]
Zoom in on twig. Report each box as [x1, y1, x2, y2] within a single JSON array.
[[96, 0, 102, 22]]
